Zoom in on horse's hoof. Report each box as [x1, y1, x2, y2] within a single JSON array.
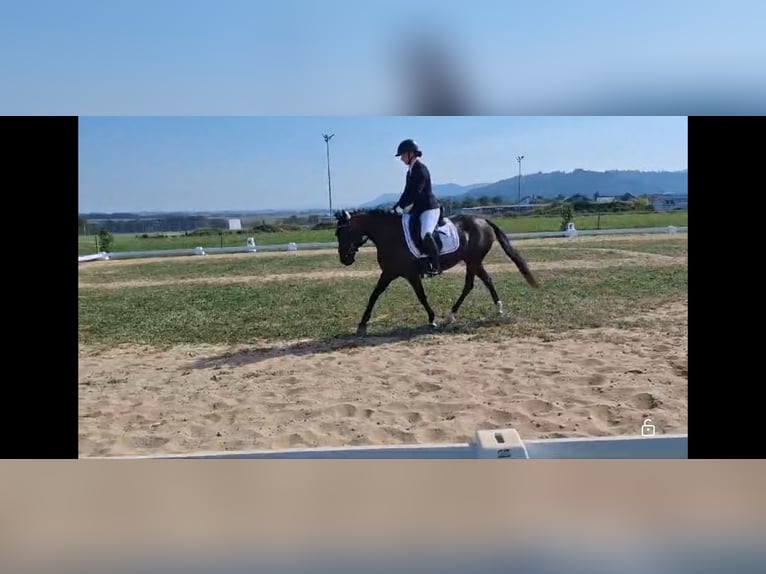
[[429, 321, 438, 329], [356, 325, 367, 337], [497, 301, 505, 316], [445, 312, 456, 324]]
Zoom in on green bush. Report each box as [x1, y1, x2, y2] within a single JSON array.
[[97, 229, 114, 252], [560, 203, 574, 231]]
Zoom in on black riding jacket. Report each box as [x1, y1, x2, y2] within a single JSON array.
[[393, 159, 440, 215]]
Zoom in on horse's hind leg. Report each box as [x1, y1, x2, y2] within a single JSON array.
[[404, 273, 437, 328], [476, 264, 504, 316], [446, 267, 476, 323]]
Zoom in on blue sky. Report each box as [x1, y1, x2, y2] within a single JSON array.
[[2, 0, 765, 114], [78, 116, 688, 212]]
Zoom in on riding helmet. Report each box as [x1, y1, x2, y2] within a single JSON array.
[[395, 139, 422, 157]]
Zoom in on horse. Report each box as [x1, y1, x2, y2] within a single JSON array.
[[334, 208, 539, 336]]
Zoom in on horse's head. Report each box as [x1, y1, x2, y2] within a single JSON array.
[[334, 210, 367, 266]]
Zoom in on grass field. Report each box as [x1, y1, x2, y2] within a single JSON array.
[[77, 210, 688, 255], [78, 245, 629, 285], [554, 238, 688, 257], [79, 235, 688, 346]]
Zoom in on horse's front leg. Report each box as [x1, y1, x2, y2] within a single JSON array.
[[404, 273, 437, 328], [446, 267, 476, 323], [357, 272, 395, 336]]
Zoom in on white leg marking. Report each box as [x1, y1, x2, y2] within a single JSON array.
[[497, 301, 504, 316]]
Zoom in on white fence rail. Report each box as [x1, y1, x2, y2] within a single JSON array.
[[100, 428, 688, 459], [78, 225, 687, 263]]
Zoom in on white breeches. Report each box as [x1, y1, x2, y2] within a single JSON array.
[[419, 208, 440, 239]]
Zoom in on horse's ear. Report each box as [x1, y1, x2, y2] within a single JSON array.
[[333, 210, 351, 226]]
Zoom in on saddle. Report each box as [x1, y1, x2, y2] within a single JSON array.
[[407, 206, 446, 252]]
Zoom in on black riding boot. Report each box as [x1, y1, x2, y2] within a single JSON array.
[[422, 233, 442, 276]]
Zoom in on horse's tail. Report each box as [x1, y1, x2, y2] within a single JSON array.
[[486, 219, 539, 288]]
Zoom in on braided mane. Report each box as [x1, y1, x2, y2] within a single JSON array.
[[334, 208, 400, 221]]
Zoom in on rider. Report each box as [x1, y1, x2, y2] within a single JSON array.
[[392, 139, 442, 276]]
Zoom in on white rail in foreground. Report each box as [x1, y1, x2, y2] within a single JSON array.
[[78, 225, 687, 262], [100, 428, 688, 459]]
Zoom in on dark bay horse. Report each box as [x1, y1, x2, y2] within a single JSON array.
[[334, 209, 539, 336]]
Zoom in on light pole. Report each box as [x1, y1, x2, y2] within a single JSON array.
[[516, 155, 524, 204], [323, 133, 335, 215]]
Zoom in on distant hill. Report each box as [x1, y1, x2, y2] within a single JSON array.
[[464, 169, 687, 201], [81, 170, 687, 225], [358, 182, 492, 208], [359, 169, 687, 207]]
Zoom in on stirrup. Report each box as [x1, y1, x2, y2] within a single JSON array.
[[426, 263, 442, 276]]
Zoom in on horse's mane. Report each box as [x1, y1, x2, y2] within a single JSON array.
[[335, 208, 399, 220], [358, 208, 398, 218]]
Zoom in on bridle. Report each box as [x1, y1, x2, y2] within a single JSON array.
[[337, 218, 369, 259]]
